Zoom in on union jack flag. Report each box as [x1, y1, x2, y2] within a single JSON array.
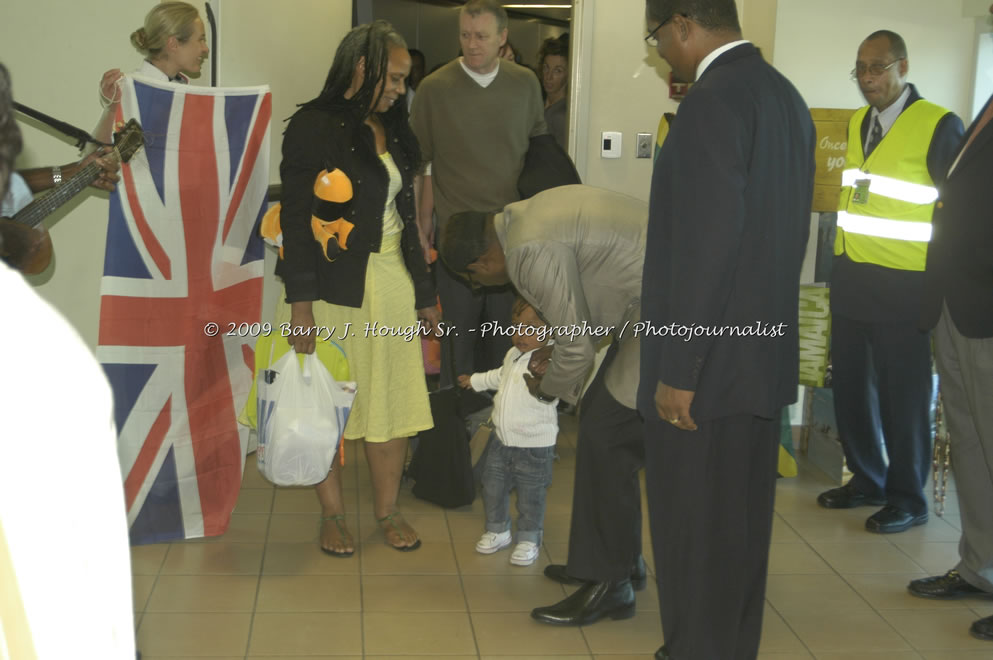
[[97, 75, 271, 545]]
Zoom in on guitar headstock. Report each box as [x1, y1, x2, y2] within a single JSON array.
[[113, 119, 145, 163]]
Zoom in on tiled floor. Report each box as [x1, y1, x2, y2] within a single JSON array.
[[132, 414, 993, 659]]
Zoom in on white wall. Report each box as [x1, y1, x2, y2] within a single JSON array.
[[772, 0, 977, 121]]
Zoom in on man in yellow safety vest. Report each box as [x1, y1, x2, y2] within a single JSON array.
[[817, 30, 963, 533]]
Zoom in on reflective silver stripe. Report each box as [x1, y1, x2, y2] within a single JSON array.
[[841, 170, 938, 204], [837, 211, 932, 242]]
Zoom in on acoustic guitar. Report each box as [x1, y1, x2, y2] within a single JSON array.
[[0, 119, 144, 274]]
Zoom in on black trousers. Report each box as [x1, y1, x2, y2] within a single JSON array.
[[435, 261, 515, 387], [645, 413, 779, 660], [831, 313, 932, 515], [565, 348, 645, 583]]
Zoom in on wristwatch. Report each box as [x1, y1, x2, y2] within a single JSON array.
[[534, 389, 555, 403]]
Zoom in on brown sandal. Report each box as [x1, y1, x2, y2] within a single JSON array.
[[319, 514, 354, 557]]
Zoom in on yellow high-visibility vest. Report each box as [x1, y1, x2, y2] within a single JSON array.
[[834, 99, 950, 271]]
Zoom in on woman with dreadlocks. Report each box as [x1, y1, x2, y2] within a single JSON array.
[[278, 20, 438, 556]]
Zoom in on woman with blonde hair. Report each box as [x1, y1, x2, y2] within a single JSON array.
[[95, 1, 209, 141]]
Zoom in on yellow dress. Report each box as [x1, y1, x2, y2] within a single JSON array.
[[275, 151, 433, 442]]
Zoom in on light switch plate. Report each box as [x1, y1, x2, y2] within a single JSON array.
[[636, 133, 653, 159], [601, 131, 622, 158]]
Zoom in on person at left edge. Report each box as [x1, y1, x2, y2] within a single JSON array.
[[278, 21, 439, 556], [817, 30, 963, 534]]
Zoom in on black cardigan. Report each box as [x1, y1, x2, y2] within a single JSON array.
[[276, 106, 434, 310]]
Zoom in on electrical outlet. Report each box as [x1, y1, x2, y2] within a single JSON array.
[[636, 133, 653, 159]]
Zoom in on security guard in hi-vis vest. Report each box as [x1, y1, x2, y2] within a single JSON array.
[[817, 30, 963, 533]]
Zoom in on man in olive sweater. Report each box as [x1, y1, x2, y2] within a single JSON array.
[[410, 0, 546, 383]]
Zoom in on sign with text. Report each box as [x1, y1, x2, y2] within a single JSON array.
[[811, 108, 856, 212], [798, 284, 831, 388]]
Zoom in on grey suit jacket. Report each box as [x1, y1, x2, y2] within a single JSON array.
[[496, 184, 647, 407]]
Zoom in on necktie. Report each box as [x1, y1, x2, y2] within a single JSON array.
[[865, 119, 883, 157]]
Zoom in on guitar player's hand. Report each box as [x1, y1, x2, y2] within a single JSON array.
[[79, 147, 120, 192]]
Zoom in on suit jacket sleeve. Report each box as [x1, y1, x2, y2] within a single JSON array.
[[927, 112, 965, 186], [277, 111, 327, 303], [658, 86, 747, 391], [508, 241, 593, 405]]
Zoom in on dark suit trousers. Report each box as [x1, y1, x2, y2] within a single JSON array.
[[831, 313, 932, 515], [645, 414, 779, 660], [565, 348, 645, 583], [435, 261, 515, 387]]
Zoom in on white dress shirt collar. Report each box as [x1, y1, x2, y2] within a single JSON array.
[[696, 40, 751, 81]]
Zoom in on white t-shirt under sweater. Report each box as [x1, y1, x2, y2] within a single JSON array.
[[469, 346, 558, 448]]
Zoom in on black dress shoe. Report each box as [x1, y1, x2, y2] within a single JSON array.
[[817, 483, 886, 509], [543, 555, 648, 591], [971, 614, 993, 641], [865, 505, 928, 533], [655, 645, 673, 659], [531, 579, 635, 626], [908, 570, 993, 599]]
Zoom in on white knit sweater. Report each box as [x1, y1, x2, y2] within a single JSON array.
[[469, 346, 559, 448]]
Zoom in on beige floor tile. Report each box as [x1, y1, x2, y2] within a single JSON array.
[[635, 582, 661, 612], [355, 512, 452, 544], [890, 518, 966, 544], [145, 575, 258, 612], [137, 612, 251, 656], [843, 573, 974, 611], [134, 611, 143, 631], [543, 480, 579, 514], [242, 454, 276, 489], [246, 657, 360, 660], [970, 602, 993, 617], [759, 604, 809, 654], [491, 656, 589, 660], [364, 611, 477, 655], [772, 514, 803, 542], [454, 540, 550, 575], [541, 512, 574, 544], [781, 609, 909, 652], [368, 657, 477, 660], [256, 574, 361, 612], [593, 655, 657, 660], [892, 542, 963, 576], [362, 574, 467, 612], [160, 542, 264, 575], [132, 574, 156, 612], [779, 509, 891, 544], [235, 487, 274, 514], [249, 612, 362, 655], [361, 541, 459, 574], [461, 574, 566, 612], [756, 653, 815, 660], [261, 542, 360, 575], [765, 574, 873, 614], [941, 516, 963, 532], [447, 513, 490, 541], [768, 543, 834, 574], [130, 543, 170, 575], [142, 657, 245, 660], [880, 610, 993, 650], [811, 541, 925, 574], [271, 485, 359, 513], [581, 613, 664, 654], [471, 612, 588, 655], [545, 541, 569, 566], [267, 512, 326, 543], [921, 651, 993, 659], [182, 513, 269, 544], [814, 652, 924, 659]]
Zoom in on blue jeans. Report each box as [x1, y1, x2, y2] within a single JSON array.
[[481, 434, 554, 545]]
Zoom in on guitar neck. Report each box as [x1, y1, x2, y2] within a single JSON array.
[[12, 155, 115, 229]]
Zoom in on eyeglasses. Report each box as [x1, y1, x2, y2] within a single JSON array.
[[850, 59, 903, 81], [645, 14, 684, 46]]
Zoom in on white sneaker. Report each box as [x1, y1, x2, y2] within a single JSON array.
[[510, 541, 540, 566], [475, 530, 512, 554]]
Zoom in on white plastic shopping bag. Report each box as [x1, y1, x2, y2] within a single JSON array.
[[256, 345, 357, 486]]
